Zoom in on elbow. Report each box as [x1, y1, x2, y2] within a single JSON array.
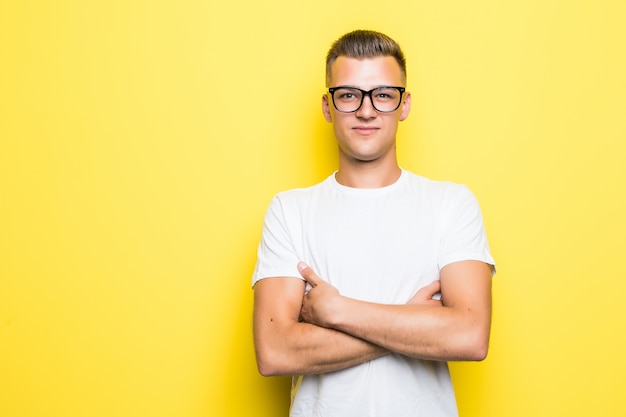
[[255, 346, 289, 377], [459, 312, 491, 361], [445, 323, 489, 361], [461, 329, 490, 361], [255, 350, 277, 377], [257, 361, 276, 377], [453, 341, 488, 362], [256, 357, 279, 377], [466, 340, 489, 362], [254, 323, 299, 376]]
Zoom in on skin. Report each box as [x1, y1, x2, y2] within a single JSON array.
[[298, 261, 492, 361], [253, 55, 493, 377], [321, 56, 411, 188]]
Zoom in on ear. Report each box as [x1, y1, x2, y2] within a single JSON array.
[[399, 91, 412, 121], [322, 94, 333, 123]]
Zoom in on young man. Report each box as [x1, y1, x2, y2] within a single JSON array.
[[252, 30, 495, 417]]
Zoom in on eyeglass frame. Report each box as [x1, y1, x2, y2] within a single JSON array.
[[327, 86, 406, 113]]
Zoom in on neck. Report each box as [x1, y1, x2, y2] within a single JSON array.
[[335, 157, 401, 189]]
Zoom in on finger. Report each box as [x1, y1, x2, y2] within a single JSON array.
[[297, 262, 320, 287], [414, 280, 437, 294], [425, 280, 443, 303], [423, 279, 441, 295]]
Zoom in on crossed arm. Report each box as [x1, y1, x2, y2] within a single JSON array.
[[253, 260, 492, 377]]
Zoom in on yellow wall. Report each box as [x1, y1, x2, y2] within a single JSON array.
[[1, 1, 625, 416]]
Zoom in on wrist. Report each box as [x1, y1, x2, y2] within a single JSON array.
[[325, 295, 351, 329]]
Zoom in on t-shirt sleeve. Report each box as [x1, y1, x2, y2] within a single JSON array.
[[251, 195, 303, 288], [438, 185, 496, 273]]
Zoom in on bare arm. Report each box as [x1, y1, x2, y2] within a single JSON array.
[[253, 276, 441, 376], [299, 260, 492, 361], [253, 277, 387, 376]]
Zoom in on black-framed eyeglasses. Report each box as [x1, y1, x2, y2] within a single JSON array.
[[328, 86, 406, 113]]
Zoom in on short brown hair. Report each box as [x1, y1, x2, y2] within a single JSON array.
[[325, 30, 407, 86]]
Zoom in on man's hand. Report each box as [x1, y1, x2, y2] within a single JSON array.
[[298, 262, 342, 328], [407, 280, 443, 307]]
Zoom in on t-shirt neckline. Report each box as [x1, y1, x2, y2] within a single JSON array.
[[328, 169, 407, 194]]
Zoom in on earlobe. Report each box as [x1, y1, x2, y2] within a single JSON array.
[[322, 94, 333, 123]]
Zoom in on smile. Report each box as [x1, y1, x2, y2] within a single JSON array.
[[353, 126, 380, 134]]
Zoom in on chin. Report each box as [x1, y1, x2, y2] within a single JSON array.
[[346, 152, 384, 163]]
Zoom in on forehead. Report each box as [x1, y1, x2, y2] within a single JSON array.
[[329, 56, 404, 88]]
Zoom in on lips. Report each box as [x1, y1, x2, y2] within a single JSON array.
[[352, 126, 379, 134]]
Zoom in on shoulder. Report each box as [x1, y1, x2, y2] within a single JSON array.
[[262, 175, 334, 222], [402, 170, 473, 201], [271, 174, 334, 205]]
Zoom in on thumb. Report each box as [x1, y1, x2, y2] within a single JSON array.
[[423, 279, 441, 294], [297, 262, 319, 287]]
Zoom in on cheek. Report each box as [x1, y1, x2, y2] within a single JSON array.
[[332, 123, 344, 138], [334, 119, 352, 136]]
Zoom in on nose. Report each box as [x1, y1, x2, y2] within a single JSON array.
[[355, 92, 377, 118]]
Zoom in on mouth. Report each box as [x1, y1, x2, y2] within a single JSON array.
[[352, 126, 379, 135]]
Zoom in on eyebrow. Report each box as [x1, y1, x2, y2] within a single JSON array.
[[330, 85, 401, 89]]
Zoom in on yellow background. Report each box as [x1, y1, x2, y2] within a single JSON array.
[[1, 1, 625, 416]]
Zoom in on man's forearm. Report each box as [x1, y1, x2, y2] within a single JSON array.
[[298, 260, 492, 362], [253, 277, 388, 377], [254, 316, 388, 376], [320, 299, 489, 361]]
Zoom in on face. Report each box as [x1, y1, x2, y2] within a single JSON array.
[[322, 56, 411, 165]]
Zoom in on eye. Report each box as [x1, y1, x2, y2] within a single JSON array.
[[333, 88, 361, 101], [374, 88, 399, 101]]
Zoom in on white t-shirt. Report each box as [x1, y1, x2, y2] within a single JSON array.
[[252, 169, 495, 417]]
